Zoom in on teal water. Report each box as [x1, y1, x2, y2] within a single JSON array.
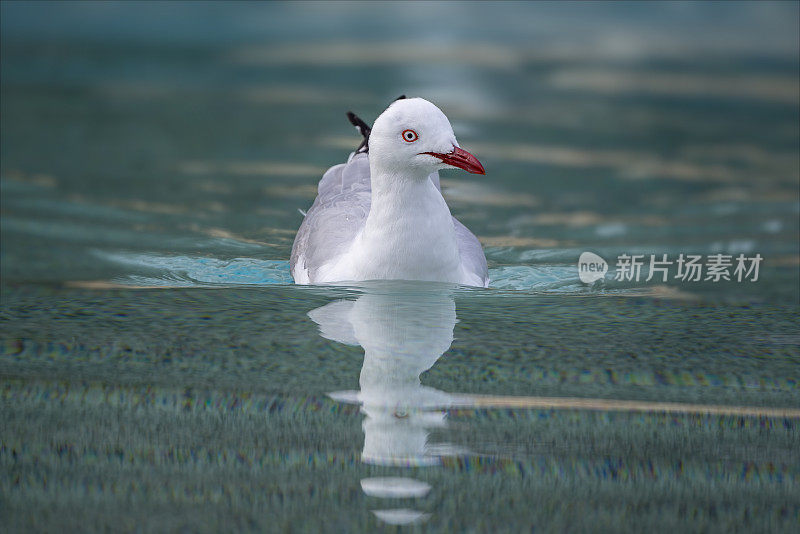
[[2, 2, 799, 531]]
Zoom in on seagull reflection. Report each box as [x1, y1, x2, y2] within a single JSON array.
[[308, 281, 462, 525]]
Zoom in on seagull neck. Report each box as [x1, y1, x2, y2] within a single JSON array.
[[366, 164, 450, 228], [347, 159, 464, 283]]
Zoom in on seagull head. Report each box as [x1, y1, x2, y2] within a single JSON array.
[[368, 97, 485, 178]]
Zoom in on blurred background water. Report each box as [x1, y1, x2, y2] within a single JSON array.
[[1, 1, 799, 531]]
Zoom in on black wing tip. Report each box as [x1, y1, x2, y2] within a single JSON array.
[[346, 96, 405, 154], [346, 111, 371, 136], [346, 111, 371, 154]]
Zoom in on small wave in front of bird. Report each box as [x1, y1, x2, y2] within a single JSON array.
[[93, 250, 622, 293], [95, 251, 294, 287]]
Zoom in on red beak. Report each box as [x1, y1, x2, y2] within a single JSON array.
[[422, 146, 485, 175]]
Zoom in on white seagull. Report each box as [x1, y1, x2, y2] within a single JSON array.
[[290, 96, 488, 287]]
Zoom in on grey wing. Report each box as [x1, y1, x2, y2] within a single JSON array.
[[454, 217, 489, 286], [290, 153, 372, 283]]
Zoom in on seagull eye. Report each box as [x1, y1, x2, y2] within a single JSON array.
[[401, 129, 419, 143]]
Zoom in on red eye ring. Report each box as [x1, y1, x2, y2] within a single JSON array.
[[401, 129, 419, 142]]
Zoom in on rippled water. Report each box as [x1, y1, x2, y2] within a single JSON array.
[[2, 2, 799, 531]]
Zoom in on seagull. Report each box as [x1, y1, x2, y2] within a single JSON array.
[[290, 96, 488, 287]]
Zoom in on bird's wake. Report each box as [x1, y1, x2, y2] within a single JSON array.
[[92, 250, 606, 292]]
